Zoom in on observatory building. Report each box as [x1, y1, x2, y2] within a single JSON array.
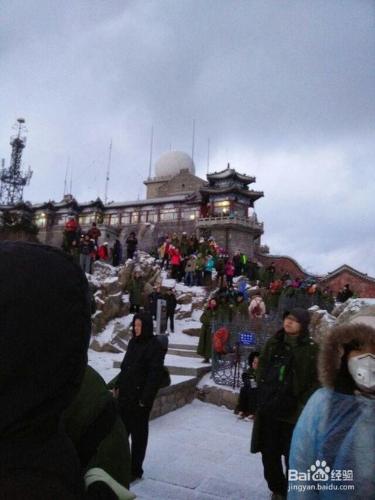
[[1, 149, 265, 256]]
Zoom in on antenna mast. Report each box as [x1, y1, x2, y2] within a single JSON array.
[[63, 157, 70, 197], [148, 126, 153, 179], [0, 118, 33, 205], [104, 139, 112, 204], [191, 119, 196, 162], [207, 138, 210, 174]]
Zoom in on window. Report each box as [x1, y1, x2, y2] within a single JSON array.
[[131, 212, 139, 223], [160, 209, 178, 221], [110, 213, 120, 225], [121, 213, 131, 224], [140, 211, 147, 222], [147, 211, 158, 223], [181, 209, 199, 220], [35, 212, 47, 228]]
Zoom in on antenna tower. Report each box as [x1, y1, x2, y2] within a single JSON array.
[[0, 118, 33, 205]]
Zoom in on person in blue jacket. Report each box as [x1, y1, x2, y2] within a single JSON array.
[[288, 322, 375, 499]]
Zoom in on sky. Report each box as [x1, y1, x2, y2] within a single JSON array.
[[0, 0, 374, 275]]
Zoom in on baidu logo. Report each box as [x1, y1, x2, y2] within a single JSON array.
[[309, 460, 331, 481]]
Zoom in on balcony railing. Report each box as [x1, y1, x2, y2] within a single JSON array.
[[197, 215, 263, 231]]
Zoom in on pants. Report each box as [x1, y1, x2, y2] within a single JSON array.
[[226, 275, 233, 286], [120, 403, 151, 478], [127, 248, 135, 260], [185, 271, 194, 286], [80, 253, 92, 274], [260, 417, 294, 496], [195, 270, 203, 286], [171, 265, 180, 281], [166, 312, 174, 333]]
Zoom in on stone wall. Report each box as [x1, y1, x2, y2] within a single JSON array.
[[196, 385, 238, 410], [320, 270, 375, 298], [150, 377, 198, 419], [256, 253, 308, 279], [157, 170, 205, 197]]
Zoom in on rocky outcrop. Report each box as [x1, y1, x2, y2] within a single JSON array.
[[88, 255, 161, 347], [308, 298, 375, 342]]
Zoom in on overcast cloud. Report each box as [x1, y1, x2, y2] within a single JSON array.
[[0, 0, 374, 275]]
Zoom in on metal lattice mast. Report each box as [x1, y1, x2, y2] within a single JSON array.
[[0, 118, 32, 205]]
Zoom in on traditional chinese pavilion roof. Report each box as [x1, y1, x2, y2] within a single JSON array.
[[207, 164, 255, 185], [200, 185, 264, 204]]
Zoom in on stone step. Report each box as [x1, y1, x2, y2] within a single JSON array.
[[165, 364, 211, 378], [168, 343, 197, 351], [167, 348, 201, 358]]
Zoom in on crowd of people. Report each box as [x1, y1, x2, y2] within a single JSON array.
[[1, 240, 373, 500]]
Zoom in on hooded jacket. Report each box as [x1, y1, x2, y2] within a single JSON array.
[[251, 308, 319, 453], [0, 241, 91, 499], [288, 323, 375, 499], [117, 313, 164, 409]]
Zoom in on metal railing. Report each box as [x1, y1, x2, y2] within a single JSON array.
[[197, 215, 263, 231]]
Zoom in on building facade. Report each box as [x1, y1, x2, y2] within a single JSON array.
[[0, 150, 264, 256]]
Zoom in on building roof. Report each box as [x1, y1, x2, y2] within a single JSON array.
[[207, 165, 255, 184], [105, 193, 197, 209], [320, 264, 375, 284], [200, 185, 263, 202]]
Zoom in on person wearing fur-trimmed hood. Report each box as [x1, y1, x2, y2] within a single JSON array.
[[288, 323, 375, 499]]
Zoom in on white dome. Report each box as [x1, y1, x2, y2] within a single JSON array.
[[154, 150, 195, 178]]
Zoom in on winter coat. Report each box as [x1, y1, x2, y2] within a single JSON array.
[[225, 261, 235, 277], [180, 237, 189, 256], [215, 258, 225, 274], [170, 251, 181, 266], [65, 218, 78, 232], [0, 241, 91, 499], [233, 300, 249, 319], [117, 316, 164, 409], [148, 291, 162, 316], [251, 325, 319, 453], [288, 388, 375, 499], [185, 258, 196, 273], [63, 365, 131, 489], [128, 279, 144, 306], [165, 293, 177, 314], [80, 239, 94, 256], [87, 226, 101, 240], [249, 296, 266, 319], [98, 245, 109, 260], [197, 308, 217, 359], [205, 257, 215, 272], [126, 236, 138, 251]]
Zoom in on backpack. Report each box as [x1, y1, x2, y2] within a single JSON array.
[[156, 335, 171, 389], [213, 327, 230, 354], [257, 345, 297, 417]]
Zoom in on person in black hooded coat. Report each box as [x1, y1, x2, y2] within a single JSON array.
[[116, 312, 164, 481], [0, 241, 92, 499]]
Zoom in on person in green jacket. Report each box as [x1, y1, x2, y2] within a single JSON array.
[[197, 297, 218, 362], [232, 292, 249, 320], [128, 270, 144, 313], [63, 365, 133, 498], [250, 308, 319, 500]]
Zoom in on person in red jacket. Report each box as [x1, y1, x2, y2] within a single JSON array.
[[225, 258, 235, 287], [98, 242, 109, 261], [169, 246, 182, 281], [87, 222, 101, 245]]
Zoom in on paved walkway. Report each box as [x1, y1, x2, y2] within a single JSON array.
[[131, 400, 269, 500]]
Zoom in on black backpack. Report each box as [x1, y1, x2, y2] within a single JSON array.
[[156, 334, 171, 389], [257, 345, 297, 418]]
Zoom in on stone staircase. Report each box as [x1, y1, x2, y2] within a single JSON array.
[[113, 342, 211, 378]]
